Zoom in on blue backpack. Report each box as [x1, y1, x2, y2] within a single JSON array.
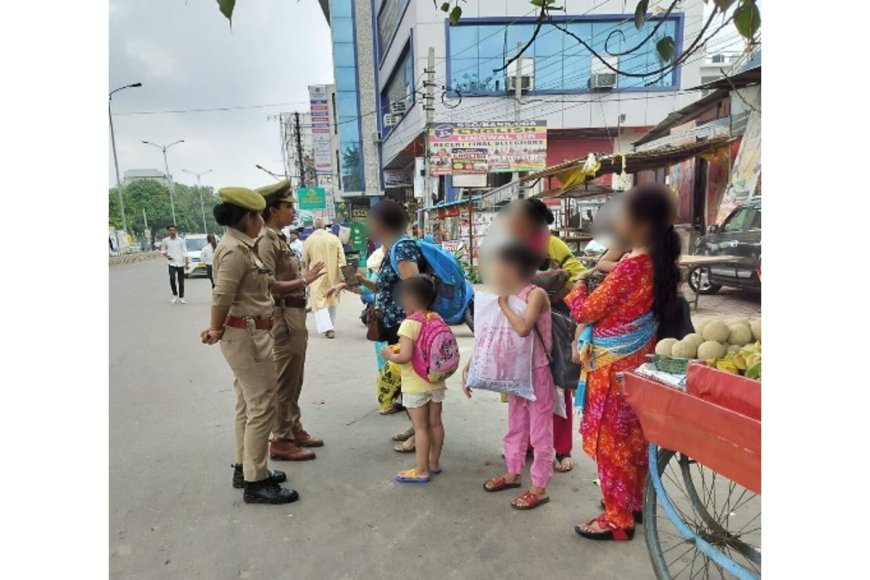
[[390, 236, 469, 324]]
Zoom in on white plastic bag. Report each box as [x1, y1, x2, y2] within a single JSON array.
[[466, 292, 535, 400], [314, 308, 334, 334]]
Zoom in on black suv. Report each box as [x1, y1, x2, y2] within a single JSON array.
[[688, 197, 761, 295]]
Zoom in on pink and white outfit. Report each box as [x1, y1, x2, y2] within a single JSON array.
[[503, 284, 556, 489]]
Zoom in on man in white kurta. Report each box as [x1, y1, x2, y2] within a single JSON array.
[[302, 218, 346, 338]]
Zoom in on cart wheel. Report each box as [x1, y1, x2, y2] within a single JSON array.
[[644, 445, 761, 579], [687, 266, 722, 295]]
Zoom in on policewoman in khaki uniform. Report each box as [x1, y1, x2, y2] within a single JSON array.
[[255, 181, 326, 461], [201, 187, 314, 505]]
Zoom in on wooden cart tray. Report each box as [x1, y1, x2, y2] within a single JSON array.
[[622, 372, 761, 494]]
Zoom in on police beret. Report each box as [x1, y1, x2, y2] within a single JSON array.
[[218, 187, 266, 211], [255, 180, 294, 204]]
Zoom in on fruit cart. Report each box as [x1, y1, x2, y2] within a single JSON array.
[[621, 363, 761, 579]]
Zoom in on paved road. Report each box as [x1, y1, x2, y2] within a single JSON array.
[[110, 260, 656, 580]]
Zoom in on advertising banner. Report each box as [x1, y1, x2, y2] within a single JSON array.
[[428, 121, 547, 176], [298, 187, 327, 210], [308, 85, 333, 175], [717, 110, 761, 224]]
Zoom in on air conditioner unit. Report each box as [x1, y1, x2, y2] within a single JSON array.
[[390, 99, 407, 116], [590, 72, 617, 89], [506, 57, 535, 93], [383, 113, 397, 128]]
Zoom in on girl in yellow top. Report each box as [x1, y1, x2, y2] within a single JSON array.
[[380, 276, 446, 484]]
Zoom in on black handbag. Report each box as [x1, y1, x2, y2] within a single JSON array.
[[534, 311, 582, 389]]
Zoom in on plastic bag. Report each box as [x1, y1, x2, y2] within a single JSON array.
[[466, 292, 535, 401], [376, 345, 402, 412]]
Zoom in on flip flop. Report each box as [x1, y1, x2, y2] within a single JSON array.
[[395, 469, 430, 484], [554, 455, 574, 473], [391, 428, 415, 442], [429, 467, 442, 475], [575, 514, 635, 541], [483, 476, 522, 492], [511, 490, 550, 510], [393, 438, 416, 453]]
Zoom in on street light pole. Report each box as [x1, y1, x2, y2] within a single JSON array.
[[109, 82, 142, 236], [142, 139, 185, 225], [255, 164, 288, 181], [183, 169, 213, 234]]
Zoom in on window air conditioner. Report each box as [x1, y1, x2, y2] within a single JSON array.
[[506, 57, 535, 93], [383, 113, 397, 128], [590, 72, 617, 89], [390, 100, 407, 116]]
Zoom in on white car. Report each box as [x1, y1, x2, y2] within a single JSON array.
[[183, 234, 212, 278]]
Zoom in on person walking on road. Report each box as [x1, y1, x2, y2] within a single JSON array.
[[256, 181, 325, 462], [287, 228, 304, 259], [302, 217, 345, 339], [160, 225, 188, 304], [200, 187, 322, 505], [202, 233, 217, 289]]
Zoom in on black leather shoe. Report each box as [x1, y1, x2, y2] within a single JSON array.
[[232, 464, 287, 489], [243, 479, 299, 505]]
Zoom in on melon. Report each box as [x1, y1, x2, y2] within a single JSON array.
[[682, 333, 704, 350], [697, 340, 726, 361], [655, 338, 678, 356], [702, 320, 730, 343], [728, 324, 753, 346], [726, 344, 742, 353], [671, 340, 697, 359], [727, 318, 751, 329], [695, 320, 709, 335], [750, 320, 761, 342]]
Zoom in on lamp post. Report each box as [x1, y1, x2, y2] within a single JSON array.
[[182, 169, 213, 234], [255, 164, 288, 182], [142, 139, 185, 225], [109, 82, 142, 236]]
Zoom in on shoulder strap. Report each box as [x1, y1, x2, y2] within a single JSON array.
[[388, 236, 414, 273]]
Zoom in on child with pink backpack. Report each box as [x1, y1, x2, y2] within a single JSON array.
[[380, 275, 460, 484]]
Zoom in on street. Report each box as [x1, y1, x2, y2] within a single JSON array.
[[109, 260, 759, 580]]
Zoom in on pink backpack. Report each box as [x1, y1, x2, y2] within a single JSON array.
[[408, 312, 460, 383]]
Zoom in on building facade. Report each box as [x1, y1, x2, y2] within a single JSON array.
[[320, 0, 707, 208]]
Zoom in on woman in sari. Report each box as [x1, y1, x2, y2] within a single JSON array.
[[567, 184, 682, 541]]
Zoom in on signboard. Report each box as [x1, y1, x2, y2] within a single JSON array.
[[298, 187, 327, 210], [384, 167, 413, 188], [308, 85, 333, 175], [428, 121, 547, 176], [716, 110, 761, 223], [349, 222, 367, 252]]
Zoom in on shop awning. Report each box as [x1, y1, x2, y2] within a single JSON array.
[[419, 196, 482, 212], [534, 183, 616, 200], [519, 136, 737, 185]]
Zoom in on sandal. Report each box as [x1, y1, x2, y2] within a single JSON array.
[[575, 514, 635, 541], [599, 499, 643, 524], [391, 427, 415, 442], [554, 454, 574, 473], [325, 330, 335, 339], [483, 476, 522, 492], [393, 435, 416, 453], [395, 468, 430, 484], [511, 490, 550, 510]]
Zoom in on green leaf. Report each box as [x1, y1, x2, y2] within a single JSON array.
[[713, 0, 737, 10], [734, 0, 761, 40], [216, 0, 235, 21], [449, 5, 462, 25], [440, 2, 450, 12], [634, 0, 649, 30], [656, 36, 675, 62]]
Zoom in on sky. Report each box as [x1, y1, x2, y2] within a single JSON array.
[[109, 0, 334, 191]]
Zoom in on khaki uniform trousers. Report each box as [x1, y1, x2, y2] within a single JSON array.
[[220, 325, 278, 482], [271, 305, 309, 440]]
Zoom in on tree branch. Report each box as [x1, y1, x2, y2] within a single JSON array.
[[603, 0, 679, 57]]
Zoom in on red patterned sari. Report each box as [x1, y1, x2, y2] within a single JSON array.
[[564, 254, 655, 529]]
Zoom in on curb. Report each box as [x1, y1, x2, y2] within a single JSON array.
[[109, 251, 163, 267]]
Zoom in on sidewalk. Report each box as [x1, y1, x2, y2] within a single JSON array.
[[685, 286, 761, 327]]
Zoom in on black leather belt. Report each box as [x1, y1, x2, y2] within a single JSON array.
[[275, 296, 306, 309]]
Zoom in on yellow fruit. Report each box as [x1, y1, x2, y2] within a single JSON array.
[[732, 353, 747, 371], [655, 338, 678, 356], [750, 320, 761, 342], [716, 359, 739, 374], [671, 340, 697, 359], [702, 321, 730, 343], [697, 341, 726, 360], [746, 353, 761, 368], [728, 324, 753, 346]]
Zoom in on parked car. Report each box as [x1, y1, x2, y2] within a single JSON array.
[[688, 197, 761, 295], [183, 234, 212, 278]]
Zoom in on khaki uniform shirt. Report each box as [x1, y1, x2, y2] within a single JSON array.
[[212, 228, 274, 318], [258, 226, 304, 299]]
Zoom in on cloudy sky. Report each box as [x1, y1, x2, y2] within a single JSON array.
[[109, 0, 333, 191]]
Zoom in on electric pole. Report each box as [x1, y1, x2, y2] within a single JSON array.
[[142, 139, 185, 225], [294, 112, 306, 188], [109, 82, 142, 236], [182, 169, 213, 233], [422, 47, 436, 233]]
